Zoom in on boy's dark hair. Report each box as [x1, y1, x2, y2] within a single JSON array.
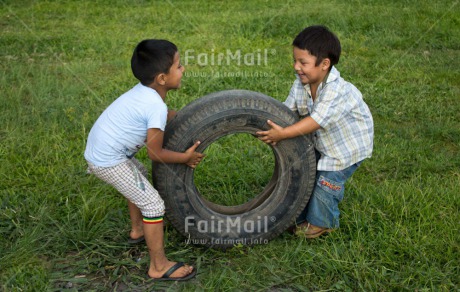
[[131, 39, 178, 86], [293, 25, 341, 68]]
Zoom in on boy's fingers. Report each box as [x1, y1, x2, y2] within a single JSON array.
[[257, 137, 271, 145], [257, 137, 268, 143], [256, 130, 267, 136], [257, 134, 270, 141], [267, 120, 281, 129], [257, 120, 279, 135], [194, 153, 205, 158], [187, 141, 201, 151]]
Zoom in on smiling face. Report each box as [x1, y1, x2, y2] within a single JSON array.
[[293, 46, 330, 87], [164, 51, 185, 89]]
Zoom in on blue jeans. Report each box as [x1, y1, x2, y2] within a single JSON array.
[[296, 160, 362, 229]]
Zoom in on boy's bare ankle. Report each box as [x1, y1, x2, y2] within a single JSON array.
[[129, 229, 144, 239]]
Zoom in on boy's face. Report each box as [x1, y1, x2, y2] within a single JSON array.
[[164, 52, 185, 89], [293, 46, 329, 87]]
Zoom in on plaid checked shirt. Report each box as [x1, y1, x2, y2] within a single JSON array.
[[284, 66, 374, 171]]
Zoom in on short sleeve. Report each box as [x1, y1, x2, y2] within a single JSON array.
[[283, 80, 298, 112], [146, 102, 168, 131], [310, 87, 350, 128]]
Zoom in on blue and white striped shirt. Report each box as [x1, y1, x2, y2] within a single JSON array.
[[284, 66, 374, 171]]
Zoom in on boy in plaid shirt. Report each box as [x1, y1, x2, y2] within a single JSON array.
[[257, 26, 374, 238]]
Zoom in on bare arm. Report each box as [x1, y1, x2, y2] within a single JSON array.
[[256, 117, 321, 145], [146, 128, 204, 168], [167, 110, 177, 122]]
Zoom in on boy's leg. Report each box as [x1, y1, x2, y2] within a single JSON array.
[[297, 162, 361, 233], [128, 200, 144, 240], [130, 157, 149, 178], [87, 160, 195, 279], [127, 158, 149, 241], [143, 220, 194, 279]]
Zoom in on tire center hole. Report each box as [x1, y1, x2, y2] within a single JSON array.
[[193, 133, 275, 207]]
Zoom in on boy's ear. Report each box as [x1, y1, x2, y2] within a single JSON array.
[[155, 73, 167, 85], [322, 58, 331, 71]]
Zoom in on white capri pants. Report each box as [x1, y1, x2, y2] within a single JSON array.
[[87, 158, 165, 218]]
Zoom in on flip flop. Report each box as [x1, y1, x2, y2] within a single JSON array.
[[154, 262, 197, 282], [128, 236, 145, 244]]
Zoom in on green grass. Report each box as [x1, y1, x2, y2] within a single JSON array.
[[1, 0, 459, 290], [194, 133, 275, 206]]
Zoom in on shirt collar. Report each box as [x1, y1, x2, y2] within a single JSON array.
[[325, 66, 340, 84]]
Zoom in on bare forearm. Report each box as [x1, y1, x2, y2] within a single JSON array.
[[146, 128, 203, 167], [256, 117, 321, 145], [283, 117, 321, 139], [148, 148, 188, 164]]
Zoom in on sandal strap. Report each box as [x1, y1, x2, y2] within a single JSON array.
[[162, 262, 185, 278]]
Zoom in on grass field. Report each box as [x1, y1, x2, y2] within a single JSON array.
[[1, 0, 459, 291]]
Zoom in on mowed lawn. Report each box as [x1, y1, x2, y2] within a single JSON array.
[[1, 0, 459, 291]]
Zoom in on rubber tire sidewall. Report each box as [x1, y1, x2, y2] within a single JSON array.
[[153, 90, 316, 248]]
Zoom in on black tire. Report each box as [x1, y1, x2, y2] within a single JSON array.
[[153, 90, 316, 248]]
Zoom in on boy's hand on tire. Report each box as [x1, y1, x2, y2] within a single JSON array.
[[256, 120, 285, 146], [185, 141, 205, 168]]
